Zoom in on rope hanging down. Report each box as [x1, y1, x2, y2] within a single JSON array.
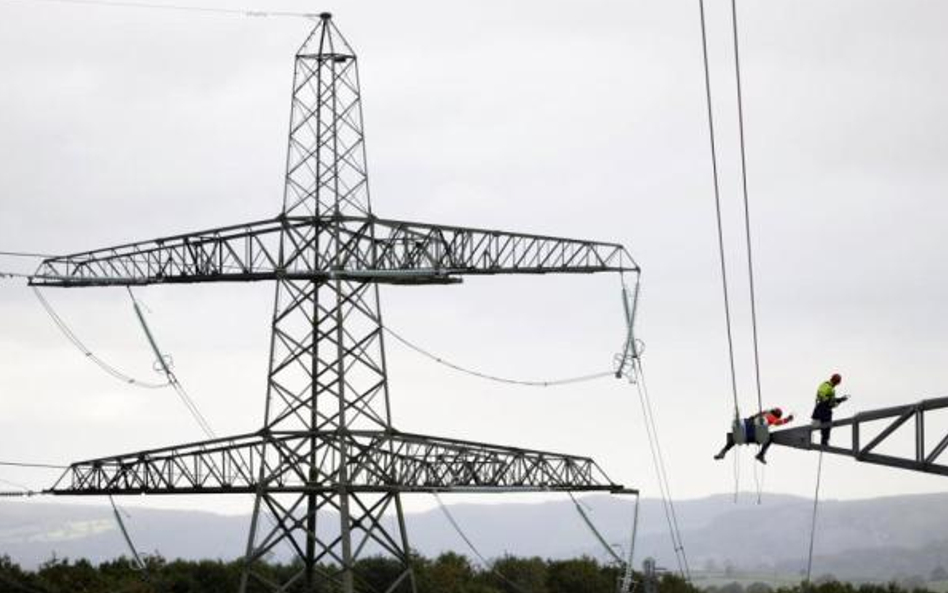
[[698, 0, 741, 420], [729, 0, 764, 417], [633, 357, 691, 581], [805, 451, 825, 585]]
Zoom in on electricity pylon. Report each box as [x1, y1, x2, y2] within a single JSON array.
[[34, 14, 639, 593]]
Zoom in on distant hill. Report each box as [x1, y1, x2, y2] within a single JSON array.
[[2, 492, 948, 582]]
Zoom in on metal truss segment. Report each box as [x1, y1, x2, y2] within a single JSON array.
[[771, 396, 948, 476]]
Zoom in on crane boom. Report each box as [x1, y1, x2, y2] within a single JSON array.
[[770, 396, 948, 477]]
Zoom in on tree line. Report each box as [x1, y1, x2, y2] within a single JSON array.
[[0, 553, 940, 593]]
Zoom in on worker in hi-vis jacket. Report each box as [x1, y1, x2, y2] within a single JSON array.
[[714, 407, 794, 464], [811, 373, 849, 446]]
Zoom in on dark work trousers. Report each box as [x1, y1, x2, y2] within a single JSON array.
[[811, 401, 833, 445]]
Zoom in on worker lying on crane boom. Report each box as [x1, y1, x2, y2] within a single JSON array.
[[811, 373, 849, 446], [714, 408, 794, 464]]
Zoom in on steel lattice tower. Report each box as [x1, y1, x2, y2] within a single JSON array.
[[34, 14, 639, 593]]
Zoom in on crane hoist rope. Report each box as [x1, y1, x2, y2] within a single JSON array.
[[698, 0, 770, 482]]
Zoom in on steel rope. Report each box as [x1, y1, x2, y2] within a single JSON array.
[[632, 358, 691, 581], [730, 0, 765, 417], [698, 0, 741, 419], [805, 451, 824, 586]]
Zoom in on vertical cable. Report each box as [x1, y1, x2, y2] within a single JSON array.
[[730, 0, 764, 416], [698, 0, 741, 419], [805, 451, 825, 585]]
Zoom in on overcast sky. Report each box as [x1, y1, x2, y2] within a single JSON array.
[[2, 0, 948, 527]]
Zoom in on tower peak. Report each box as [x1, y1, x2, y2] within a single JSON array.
[[297, 12, 354, 58]]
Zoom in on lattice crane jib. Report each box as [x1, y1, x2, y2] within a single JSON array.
[[33, 13, 640, 593]]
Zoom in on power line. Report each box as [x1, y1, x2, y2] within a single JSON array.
[[0, 251, 53, 258], [633, 357, 691, 581], [32, 287, 169, 389], [1, 0, 316, 18], [383, 325, 615, 388], [0, 461, 67, 469]]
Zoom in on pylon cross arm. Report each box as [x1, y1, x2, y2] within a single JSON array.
[[46, 430, 630, 496], [29, 215, 637, 287]]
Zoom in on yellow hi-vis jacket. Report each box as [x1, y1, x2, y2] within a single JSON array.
[[816, 381, 836, 402]]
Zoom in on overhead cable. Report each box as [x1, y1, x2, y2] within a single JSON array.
[[730, 0, 765, 417], [32, 287, 168, 389], [0, 251, 53, 258], [805, 451, 825, 585], [697, 0, 741, 420], [383, 325, 615, 387], [1, 0, 316, 18], [633, 357, 691, 580], [0, 476, 42, 497], [0, 461, 67, 469]]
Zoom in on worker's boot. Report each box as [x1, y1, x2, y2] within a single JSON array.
[[755, 452, 767, 464]]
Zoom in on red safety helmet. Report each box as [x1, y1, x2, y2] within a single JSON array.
[[771, 407, 783, 418], [831, 373, 842, 385]]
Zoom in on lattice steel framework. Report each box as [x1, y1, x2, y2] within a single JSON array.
[[771, 396, 948, 476], [37, 14, 639, 593]]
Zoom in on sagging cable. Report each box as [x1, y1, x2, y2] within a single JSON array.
[[32, 287, 168, 389], [384, 325, 615, 387]]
